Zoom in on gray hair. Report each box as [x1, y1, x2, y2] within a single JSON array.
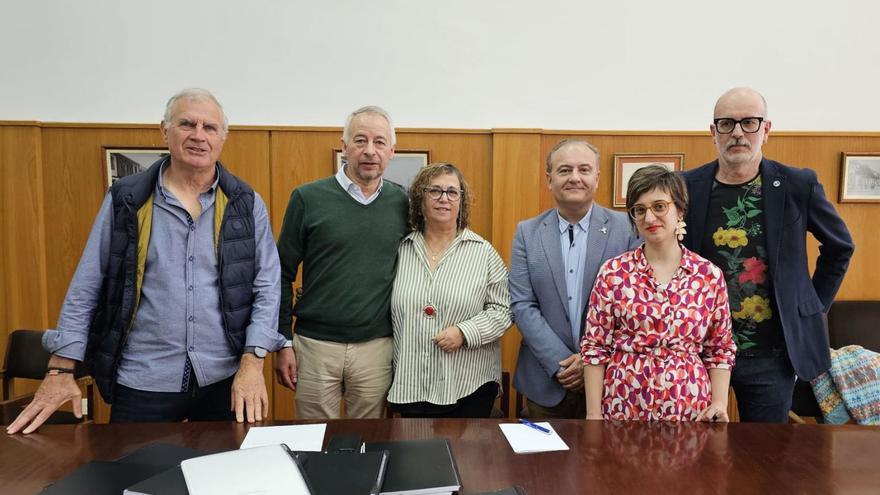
[[545, 139, 601, 173], [162, 88, 228, 133], [342, 105, 396, 146]]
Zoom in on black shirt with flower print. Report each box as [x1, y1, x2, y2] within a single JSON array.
[[700, 173, 785, 356]]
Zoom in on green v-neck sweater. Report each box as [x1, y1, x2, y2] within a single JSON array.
[[278, 176, 409, 343]]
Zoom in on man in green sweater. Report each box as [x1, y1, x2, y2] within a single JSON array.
[[276, 106, 409, 419]]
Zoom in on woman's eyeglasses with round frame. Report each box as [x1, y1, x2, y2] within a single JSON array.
[[628, 200, 673, 220]]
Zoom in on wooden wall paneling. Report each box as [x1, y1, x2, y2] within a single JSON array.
[[0, 125, 49, 400], [41, 128, 166, 327], [491, 131, 543, 415], [219, 129, 272, 204], [763, 134, 879, 300]]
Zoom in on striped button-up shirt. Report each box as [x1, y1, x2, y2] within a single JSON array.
[[389, 229, 512, 405]]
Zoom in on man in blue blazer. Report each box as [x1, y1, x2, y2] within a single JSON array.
[[682, 87, 854, 422], [510, 139, 639, 418]]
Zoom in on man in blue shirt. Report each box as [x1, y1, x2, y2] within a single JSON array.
[[7, 88, 285, 434]]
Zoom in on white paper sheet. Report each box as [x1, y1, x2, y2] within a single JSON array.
[[182, 444, 312, 495], [499, 422, 569, 453], [240, 423, 327, 451]]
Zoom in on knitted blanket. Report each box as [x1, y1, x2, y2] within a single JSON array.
[[810, 345, 880, 425]]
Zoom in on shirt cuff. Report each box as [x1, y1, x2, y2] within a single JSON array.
[[244, 323, 287, 352], [457, 321, 481, 348], [42, 329, 87, 362]]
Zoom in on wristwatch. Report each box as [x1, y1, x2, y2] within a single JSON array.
[[244, 346, 268, 358]]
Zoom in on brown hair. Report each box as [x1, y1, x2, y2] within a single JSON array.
[[625, 164, 689, 232], [408, 162, 473, 232]]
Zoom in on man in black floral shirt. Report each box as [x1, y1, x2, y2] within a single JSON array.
[[681, 87, 854, 423]]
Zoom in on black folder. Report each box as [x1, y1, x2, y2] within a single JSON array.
[[294, 450, 390, 495], [363, 438, 462, 495], [117, 442, 205, 466], [124, 466, 189, 495], [38, 442, 205, 495], [39, 461, 167, 495]]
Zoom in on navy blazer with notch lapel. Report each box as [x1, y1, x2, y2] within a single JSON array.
[[510, 205, 640, 408], [681, 158, 854, 381]]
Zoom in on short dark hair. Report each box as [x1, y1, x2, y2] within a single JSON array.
[[408, 162, 473, 232], [625, 164, 689, 232]]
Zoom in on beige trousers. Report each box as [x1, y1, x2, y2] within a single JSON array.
[[293, 334, 393, 419]]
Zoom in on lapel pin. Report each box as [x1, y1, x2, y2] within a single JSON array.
[[773, 180, 781, 187], [600, 227, 608, 235]]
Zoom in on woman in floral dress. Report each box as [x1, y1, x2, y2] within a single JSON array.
[[581, 165, 736, 421]]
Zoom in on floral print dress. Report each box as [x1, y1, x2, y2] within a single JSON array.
[[580, 246, 736, 421]]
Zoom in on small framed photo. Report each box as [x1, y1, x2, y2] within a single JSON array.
[[104, 147, 169, 189], [612, 153, 685, 207], [839, 152, 880, 203], [333, 149, 430, 191]]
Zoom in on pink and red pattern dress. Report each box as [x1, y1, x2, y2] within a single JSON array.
[[580, 246, 736, 421]]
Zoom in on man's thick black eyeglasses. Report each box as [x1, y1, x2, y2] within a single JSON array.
[[424, 187, 462, 201], [713, 117, 764, 134]]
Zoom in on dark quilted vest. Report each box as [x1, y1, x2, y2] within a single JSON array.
[[85, 157, 256, 403]]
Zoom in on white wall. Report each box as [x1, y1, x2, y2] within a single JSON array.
[[2, 0, 878, 131]]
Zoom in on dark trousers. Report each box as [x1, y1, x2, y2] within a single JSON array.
[[731, 355, 796, 423], [110, 375, 235, 423], [390, 381, 499, 418], [526, 389, 586, 419]]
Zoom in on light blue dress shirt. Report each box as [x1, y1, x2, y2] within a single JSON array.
[[557, 207, 593, 348]]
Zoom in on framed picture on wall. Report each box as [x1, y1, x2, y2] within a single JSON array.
[[612, 153, 685, 207], [103, 147, 169, 189], [333, 149, 430, 191], [839, 152, 880, 203]]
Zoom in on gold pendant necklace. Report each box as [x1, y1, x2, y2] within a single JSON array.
[[425, 238, 452, 262]]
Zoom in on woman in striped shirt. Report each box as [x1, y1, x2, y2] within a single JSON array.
[[388, 163, 512, 417]]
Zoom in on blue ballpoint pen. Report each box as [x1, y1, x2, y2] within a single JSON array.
[[519, 418, 551, 435]]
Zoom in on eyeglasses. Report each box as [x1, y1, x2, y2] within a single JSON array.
[[628, 200, 673, 220], [424, 186, 463, 201], [713, 117, 764, 134]]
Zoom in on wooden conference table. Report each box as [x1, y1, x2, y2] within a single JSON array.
[[1, 419, 878, 494]]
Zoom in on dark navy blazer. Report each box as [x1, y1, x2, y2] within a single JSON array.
[[681, 158, 854, 381]]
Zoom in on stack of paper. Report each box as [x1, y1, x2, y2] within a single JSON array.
[[498, 422, 569, 453], [240, 423, 327, 451]]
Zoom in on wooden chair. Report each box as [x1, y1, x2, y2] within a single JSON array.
[[1, 329, 94, 425]]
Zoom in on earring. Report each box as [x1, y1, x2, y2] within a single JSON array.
[[675, 218, 687, 241]]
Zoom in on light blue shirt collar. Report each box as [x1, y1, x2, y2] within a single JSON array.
[[335, 164, 383, 205], [556, 206, 593, 234]]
